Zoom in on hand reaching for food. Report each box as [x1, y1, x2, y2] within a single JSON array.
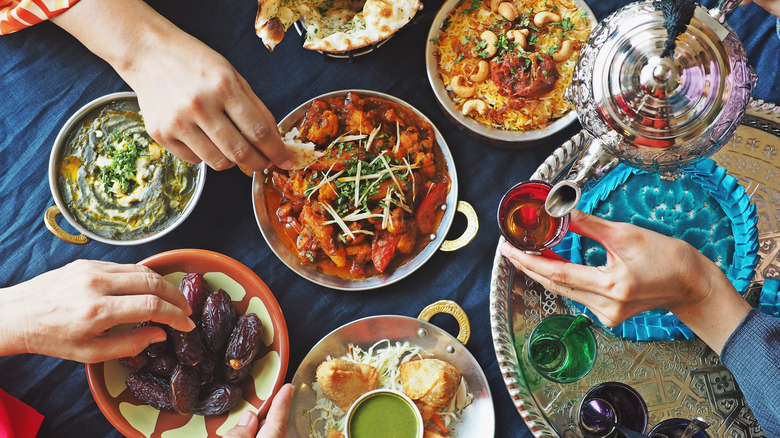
[[51, 0, 294, 172], [0, 260, 194, 363], [223, 383, 295, 438], [498, 209, 752, 354]]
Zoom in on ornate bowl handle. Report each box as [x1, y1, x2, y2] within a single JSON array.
[[44, 205, 90, 245], [417, 300, 471, 345], [439, 201, 479, 252]]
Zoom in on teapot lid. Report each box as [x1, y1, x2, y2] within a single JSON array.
[[585, 2, 739, 149]]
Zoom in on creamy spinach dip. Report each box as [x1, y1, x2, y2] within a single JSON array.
[[58, 99, 200, 240]]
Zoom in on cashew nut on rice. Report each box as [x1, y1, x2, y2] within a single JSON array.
[[533, 11, 561, 27], [461, 99, 488, 116], [497, 2, 519, 21], [480, 30, 498, 58], [450, 75, 476, 98], [469, 60, 490, 83], [553, 40, 574, 62], [506, 30, 527, 50], [490, 0, 502, 13]]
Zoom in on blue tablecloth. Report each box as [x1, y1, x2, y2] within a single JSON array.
[[0, 0, 777, 436]]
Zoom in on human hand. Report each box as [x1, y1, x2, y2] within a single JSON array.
[[121, 35, 295, 172], [498, 209, 751, 353], [51, 0, 294, 173], [0, 260, 194, 362], [224, 383, 295, 438]]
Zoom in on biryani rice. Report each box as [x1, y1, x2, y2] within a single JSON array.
[[434, 0, 591, 130]]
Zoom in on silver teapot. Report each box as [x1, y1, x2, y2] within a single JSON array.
[[545, 0, 757, 218]]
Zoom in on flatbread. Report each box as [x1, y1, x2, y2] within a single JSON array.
[[255, 0, 421, 53], [282, 128, 324, 169]]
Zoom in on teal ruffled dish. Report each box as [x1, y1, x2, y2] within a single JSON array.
[[759, 278, 780, 317], [554, 159, 759, 341]]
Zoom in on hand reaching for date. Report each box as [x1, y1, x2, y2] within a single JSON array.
[[0, 260, 195, 363], [224, 383, 294, 438], [498, 209, 752, 354]]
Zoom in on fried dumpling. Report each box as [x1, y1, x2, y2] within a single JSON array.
[[315, 359, 378, 412], [325, 430, 345, 438], [400, 358, 461, 409]]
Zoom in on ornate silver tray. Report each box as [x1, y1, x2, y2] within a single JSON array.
[[490, 100, 780, 437]]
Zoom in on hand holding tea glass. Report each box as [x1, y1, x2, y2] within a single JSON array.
[[498, 209, 752, 355]]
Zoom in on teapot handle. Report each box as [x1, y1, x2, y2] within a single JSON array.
[[710, 0, 741, 23]]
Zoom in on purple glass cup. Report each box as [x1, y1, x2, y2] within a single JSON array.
[[578, 382, 649, 438]]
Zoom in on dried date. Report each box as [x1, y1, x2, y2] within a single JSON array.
[[137, 322, 169, 357], [180, 273, 209, 323], [171, 327, 205, 366], [126, 372, 172, 410], [201, 289, 236, 353], [190, 383, 243, 416], [170, 364, 200, 415], [117, 352, 148, 372], [225, 314, 263, 371], [196, 352, 216, 386], [145, 352, 178, 377], [224, 362, 252, 383]]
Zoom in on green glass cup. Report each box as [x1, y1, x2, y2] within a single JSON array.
[[526, 314, 598, 383]]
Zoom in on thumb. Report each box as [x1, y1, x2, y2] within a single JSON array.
[[223, 411, 259, 438]]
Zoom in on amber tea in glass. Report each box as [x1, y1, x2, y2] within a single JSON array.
[[525, 314, 597, 383], [498, 181, 570, 254]]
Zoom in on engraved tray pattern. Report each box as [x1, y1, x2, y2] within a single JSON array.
[[490, 100, 780, 437]]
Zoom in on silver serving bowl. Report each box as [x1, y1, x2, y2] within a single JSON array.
[[252, 89, 477, 291], [425, 0, 597, 147], [286, 301, 494, 437], [45, 92, 206, 246]]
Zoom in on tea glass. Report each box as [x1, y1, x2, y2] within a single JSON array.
[[649, 418, 710, 438], [578, 382, 649, 438], [525, 314, 597, 383], [497, 180, 570, 254]]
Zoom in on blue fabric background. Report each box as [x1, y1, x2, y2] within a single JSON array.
[[0, 0, 777, 436]]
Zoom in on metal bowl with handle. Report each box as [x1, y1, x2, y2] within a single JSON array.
[[252, 89, 478, 291]]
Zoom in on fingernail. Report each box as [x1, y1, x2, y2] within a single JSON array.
[[279, 158, 295, 170], [238, 410, 254, 426], [186, 318, 196, 331]]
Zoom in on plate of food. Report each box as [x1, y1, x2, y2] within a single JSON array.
[[425, 0, 596, 146], [85, 249, 289, 438], [286, 300, 494, 437], [252, 89, 478, 290], [45, 92, 205, 245], [255, 0, 422, 55]]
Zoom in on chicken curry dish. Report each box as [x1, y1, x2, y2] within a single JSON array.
[[265, 92, 451, 280]]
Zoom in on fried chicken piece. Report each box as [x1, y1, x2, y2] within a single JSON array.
[[414, 400, 437, 423], [315, 359, 378, 412], [326, 430, 345, 438], [400, 358, 461, 409]]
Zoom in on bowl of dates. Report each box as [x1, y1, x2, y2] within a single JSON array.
[[85, 249, 289, 438]]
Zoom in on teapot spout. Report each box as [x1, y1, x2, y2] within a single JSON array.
[[545, 135, 619, 218]]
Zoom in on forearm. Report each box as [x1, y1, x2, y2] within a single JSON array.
[[670, 254, 752, 355], [50, 0, 192, 81], [0, 285, 30, 356]]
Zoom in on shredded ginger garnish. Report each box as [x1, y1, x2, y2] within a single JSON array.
[[304, 340, 473, 438]]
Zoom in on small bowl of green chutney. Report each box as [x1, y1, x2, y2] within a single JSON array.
[[45, 92, 206, 245], [345, 389, 423, 438]]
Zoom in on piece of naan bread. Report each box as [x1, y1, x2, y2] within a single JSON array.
[[255, 0, 422, 53], [282, 127, 324, 169]]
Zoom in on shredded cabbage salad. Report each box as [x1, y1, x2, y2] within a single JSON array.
[[305, 339, 474, 437]]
